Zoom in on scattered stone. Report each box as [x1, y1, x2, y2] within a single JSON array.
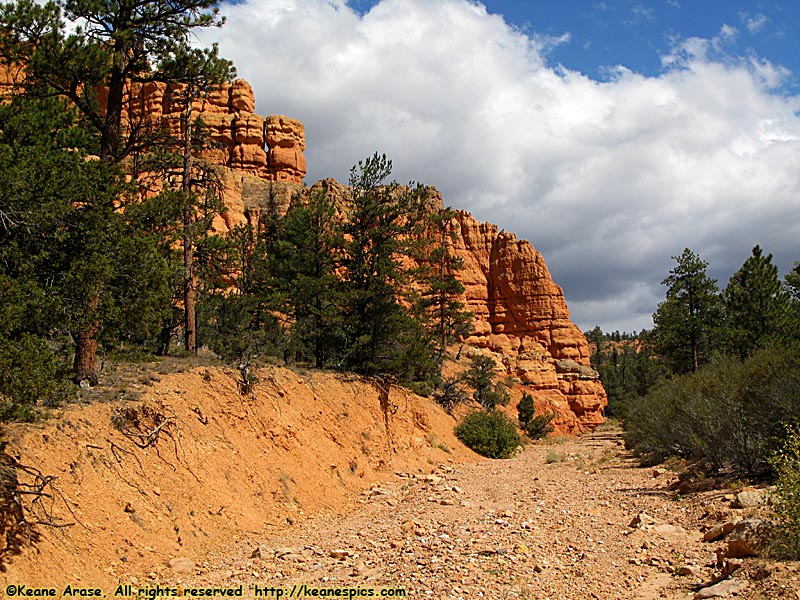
[[703, 521, 737, 542], [652, 522, 686, 538], [422, 474, 443, 484], [731, 489, 769, 509], [629, 513, 658, 528], [675, 565, 702, 577], [719, 558, 742, 580], [351, 560, 366, 577], [250, 546, 273, 560], [330, 549, 352, 560], [694, 578, 748, 599], [168, 557, 195, 574], [514, 543, 530, 555]]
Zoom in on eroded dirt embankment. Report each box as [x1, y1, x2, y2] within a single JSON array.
[[4, 366, 799, 599], [0, 366, 477, 586]]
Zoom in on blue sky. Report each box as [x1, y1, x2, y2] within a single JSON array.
[[348, 0, 800, 86], [204, 1, 800, 333]]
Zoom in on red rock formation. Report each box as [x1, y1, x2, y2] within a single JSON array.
[[450, 211, 607, 432], [213, 175, 607, 432], [104, 77, 307, 184]]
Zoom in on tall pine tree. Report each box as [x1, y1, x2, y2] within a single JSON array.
[[723, 245, 790, 358], [0, 0, 231, 382], [652, 248, 722, 373]]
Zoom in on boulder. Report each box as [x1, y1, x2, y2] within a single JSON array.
[[726, 518, 771, 558]]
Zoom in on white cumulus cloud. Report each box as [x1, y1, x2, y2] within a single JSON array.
[[199, 0, 800, 333]]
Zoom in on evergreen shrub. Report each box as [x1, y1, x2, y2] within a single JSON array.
[[455, 410, 520, 459]]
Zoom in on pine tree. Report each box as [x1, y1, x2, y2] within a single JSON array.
[[419, 207, 473, 362], [0, 95, 174, 408], [269, 189, 344, 368], [652, 248, 722, 374], [137, 46, 235, 354], [340, 153, 434, 380], [0, 0, 231, 382], [723, 245, 791, 358]]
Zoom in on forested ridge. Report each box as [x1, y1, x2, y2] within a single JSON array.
[[0, 0, 474, 421]]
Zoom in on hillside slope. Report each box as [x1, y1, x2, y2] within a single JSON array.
[[0, 366, 477, 586]]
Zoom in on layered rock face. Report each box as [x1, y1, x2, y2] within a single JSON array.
[[215, 177, 607, 433], [450, 211, 607, 432], [108, 78, 306, 184]]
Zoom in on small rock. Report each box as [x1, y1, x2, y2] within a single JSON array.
[[694, 578, 748, 599], [330, 549, 352, 560], [652, 522, 686, 538], [514, 543, 530, 555], [351, 560, 366, 577], [439, 499, 455, 506], [168, 557, 195, 574], [123, 503, 135, 513], [629, 513, 658, 528], [720, 558, 742, 579], [652, 468, 668, 478], [676, 565, 702, 577], [731, 489, 769, 509], [703, 521, 737, 542], [726, 518, 770, 558], [400, 520, 416, 536]]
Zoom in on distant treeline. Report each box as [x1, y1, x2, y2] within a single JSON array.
[[586, 247, 800, 475]]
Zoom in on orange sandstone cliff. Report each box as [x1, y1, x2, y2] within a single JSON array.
[[101, 77, 307, 184], [450, 211, 607, 432], [4, 67, 606, 432], [185, 81, 606, 433]]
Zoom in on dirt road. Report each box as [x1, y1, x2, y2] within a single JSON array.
[[169, 428, 799, 599]]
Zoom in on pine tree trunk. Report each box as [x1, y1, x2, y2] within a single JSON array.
[[182, 99, 196, 354], [184, 206, 196, 353], [73, 296, 100, 385]]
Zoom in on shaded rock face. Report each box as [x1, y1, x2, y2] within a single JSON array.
[[101, 78, 306, 184]]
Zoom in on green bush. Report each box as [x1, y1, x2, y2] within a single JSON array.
[[454, 410, 520, 459], [517, 392, 555, 439], [517, 393, 535, 426], [0, 333, 72, 421], [622, 346, 800, 473], [769, 427, 800, 559]]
